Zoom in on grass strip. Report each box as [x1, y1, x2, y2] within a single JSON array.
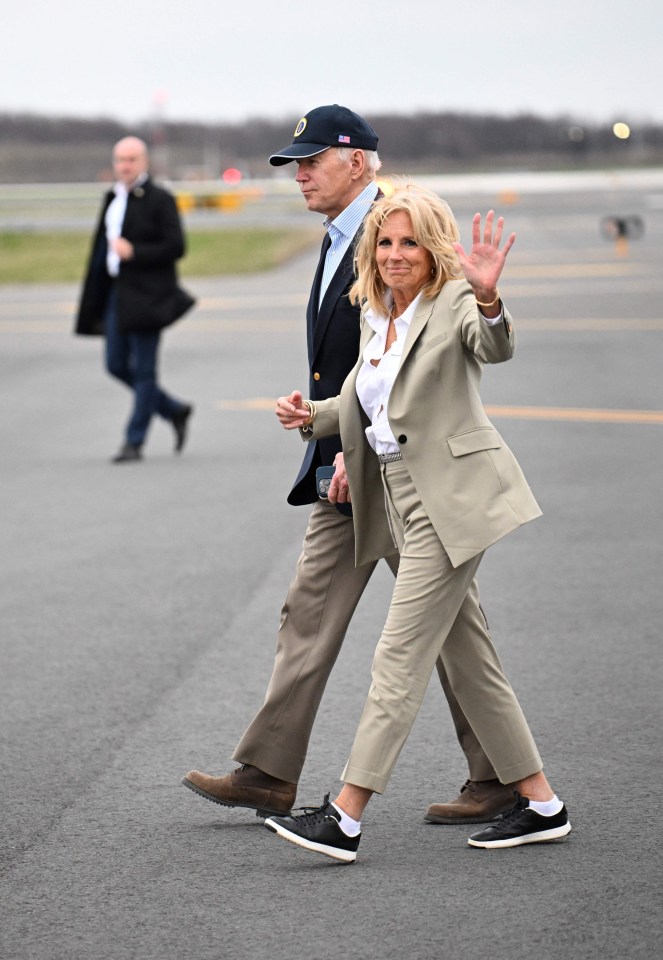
[[0, 228, 319, 284]]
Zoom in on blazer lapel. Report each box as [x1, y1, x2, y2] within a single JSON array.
[[306, 233, 331, 364], [311, 241, 355, 361], [398, 293, 436, 372]]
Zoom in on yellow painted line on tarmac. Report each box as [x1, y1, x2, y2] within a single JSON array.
[[217, 398, 663, 426], [0, 292, 308, 318], [0, 318, 302, 334], [0, 320, 72, 333], [182, 318, 301, 332], [0, 301, 78, 316], [217, 398, 276, 410], [517, 317, 663, 331], [514, 247, 644, 262], [196, 294, 308, 310], [507, 262, 647, 278], [484, 405, 663, 425], [482, 279, 663, 299]]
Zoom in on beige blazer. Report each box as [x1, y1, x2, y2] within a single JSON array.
[[308, 279, 542, 568]]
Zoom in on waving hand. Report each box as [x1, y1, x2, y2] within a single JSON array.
[[453, 210, 515, 314]]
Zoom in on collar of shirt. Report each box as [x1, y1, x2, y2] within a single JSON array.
[[323, 181, 379, 245], [318, 182, 379, 307], [363, 290, 424, 343], [113, 171, 148, 197]]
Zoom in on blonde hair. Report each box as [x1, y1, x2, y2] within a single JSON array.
[[350, 182, 463, 313]]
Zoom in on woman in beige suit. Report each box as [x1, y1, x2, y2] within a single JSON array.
[[266, 184, 570, 861]]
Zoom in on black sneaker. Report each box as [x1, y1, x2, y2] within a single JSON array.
[[264, 794, 360, 863], [467, 792, 571, 848]]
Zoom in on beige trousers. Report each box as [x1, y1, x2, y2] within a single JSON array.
[[341, 457, 542, 794], [233, 498, 496, 784]]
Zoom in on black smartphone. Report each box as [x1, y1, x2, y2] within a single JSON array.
[[315, 465, 335, 499]]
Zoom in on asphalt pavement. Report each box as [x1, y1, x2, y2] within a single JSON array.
[[1, 181, 662, 960]]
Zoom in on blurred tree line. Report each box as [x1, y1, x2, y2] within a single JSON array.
[[1, 110, 661, 183]]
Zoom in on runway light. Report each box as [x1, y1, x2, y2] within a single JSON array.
[[376, 177, 395, 197], [222, 167, 242, 184], [612, 122, 631, 140], [498, 189, 519, 205]]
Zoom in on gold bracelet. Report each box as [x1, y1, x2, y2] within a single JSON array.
[[475, 289, 500, 308], [303, 400, 317, 426]]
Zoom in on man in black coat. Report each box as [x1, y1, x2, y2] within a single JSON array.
[[75, 136, 195, 462], [183, 106, 514, 826]]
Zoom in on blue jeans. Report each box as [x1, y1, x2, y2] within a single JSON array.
[[103, 286, 184, 447]]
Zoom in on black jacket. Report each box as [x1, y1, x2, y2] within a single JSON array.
[[287, 234, 363, 506], [75, 177, 195, 336]]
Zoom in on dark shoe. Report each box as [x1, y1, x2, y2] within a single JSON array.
[[172, 404, 193, 453], [467, 792, 571, 848], [182, 765, 296, 818], [425, 779, 515, 824], [265, 794, 360, 863], [111, 443, 142, 463]]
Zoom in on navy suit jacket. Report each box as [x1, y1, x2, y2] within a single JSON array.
[[287, 232, 363, 506]]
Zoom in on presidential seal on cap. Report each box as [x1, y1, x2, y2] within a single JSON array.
[[269, 104, 379, 166]]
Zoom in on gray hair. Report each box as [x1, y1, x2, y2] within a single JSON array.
[[335, 146, 382, 175]]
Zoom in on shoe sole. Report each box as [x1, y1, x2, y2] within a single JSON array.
[[425, 804, 512, 825], [264, 818, 357, 863], [467, 821, 572, 848], [181, 776, 292, 819]]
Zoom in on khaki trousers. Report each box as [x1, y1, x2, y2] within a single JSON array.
[[233, 498, 496, 784], [341, 458, 542, 794]]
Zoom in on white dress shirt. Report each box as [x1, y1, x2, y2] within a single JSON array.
[[104, 173, 148, 276]]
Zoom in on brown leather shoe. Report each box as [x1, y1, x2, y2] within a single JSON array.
[[182, 765, 296, 818], [425, 779, 515, 824]]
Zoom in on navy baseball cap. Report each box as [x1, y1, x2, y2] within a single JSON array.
[[269, 104, 379, 166]]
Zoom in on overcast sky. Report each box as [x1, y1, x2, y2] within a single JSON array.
[[3, 0, 659, 128]]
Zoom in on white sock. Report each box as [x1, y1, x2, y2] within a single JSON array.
[[331, 802, 362, 836], [528, 795, 563, 817]]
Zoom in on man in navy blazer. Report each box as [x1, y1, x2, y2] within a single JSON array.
[[286, 192, 368, 508], [183, 106, 514, 824], [76, 136, 195, 462]]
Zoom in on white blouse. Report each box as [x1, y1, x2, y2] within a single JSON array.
[[355, 291, 503, 455], [355, 292, 423, 455]]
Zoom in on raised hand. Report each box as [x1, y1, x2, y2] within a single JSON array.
[[452, 210, 515, 306]]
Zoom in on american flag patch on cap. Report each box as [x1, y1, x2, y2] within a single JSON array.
[[338, 135, 351, 143]]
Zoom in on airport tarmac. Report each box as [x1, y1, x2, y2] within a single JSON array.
[[1, 184, 662, 960]]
